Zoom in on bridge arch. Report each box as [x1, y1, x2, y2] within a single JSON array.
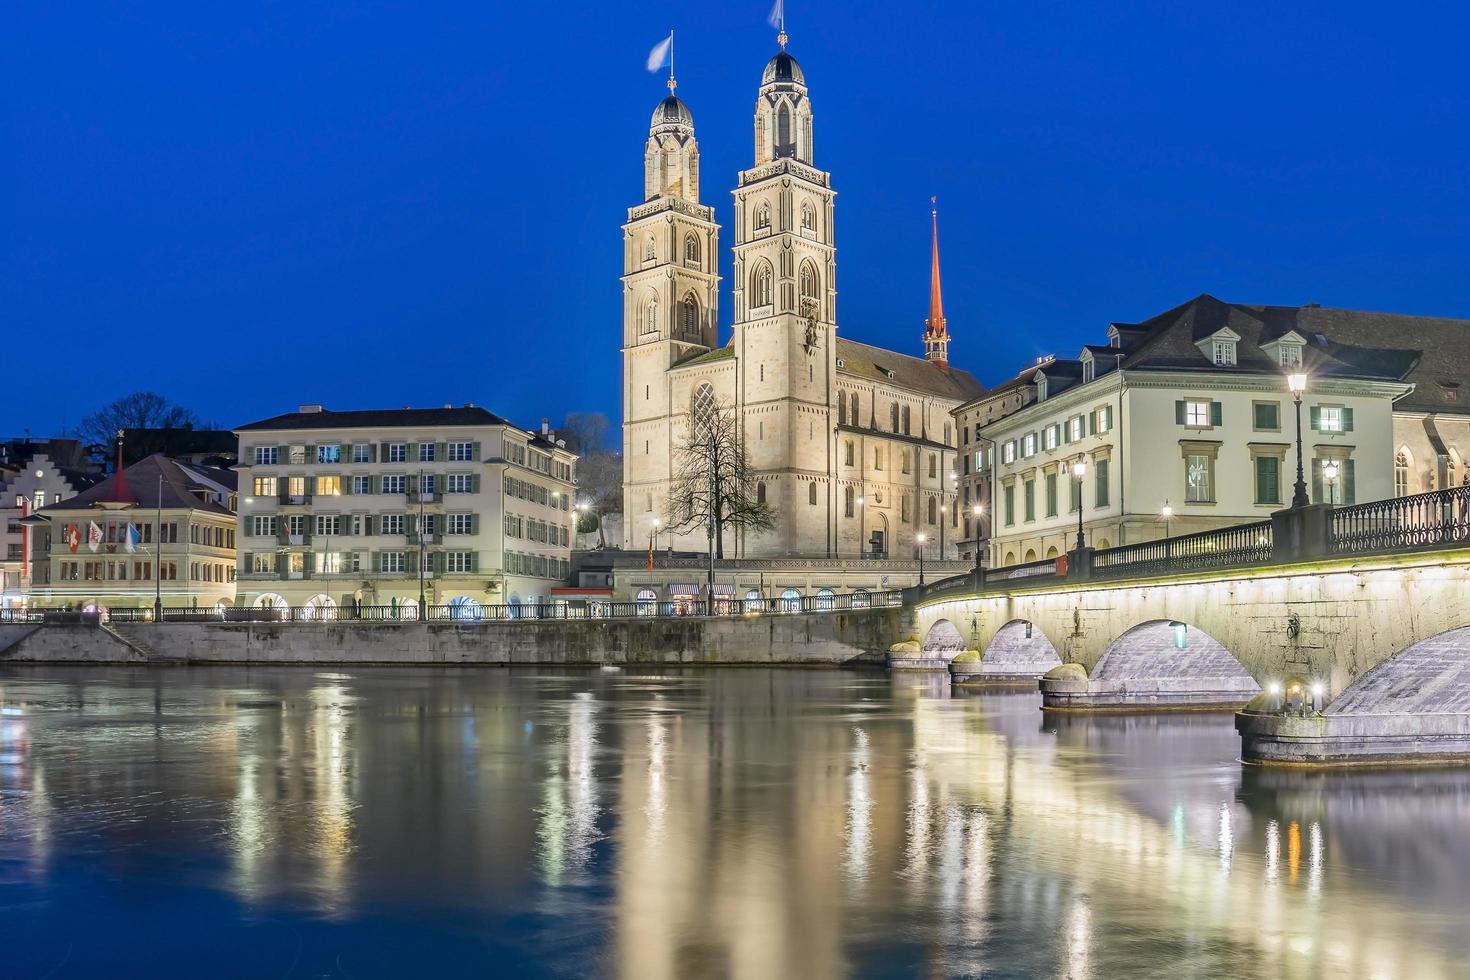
[[1326, 624, 1470, 715], [1092, 619, 1259, 687], [921, 618, 967, 657], [979, 619, 1062, 675]]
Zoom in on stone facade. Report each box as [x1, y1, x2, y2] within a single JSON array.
[[622, 42, 983, 563]]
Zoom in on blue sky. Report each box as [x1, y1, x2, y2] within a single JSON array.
[[5, 1, 1469, 437]]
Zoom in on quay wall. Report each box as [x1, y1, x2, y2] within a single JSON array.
[[0, 611, 902, 667]]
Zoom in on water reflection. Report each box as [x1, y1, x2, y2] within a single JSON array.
[[0, 667, 1468, 978]]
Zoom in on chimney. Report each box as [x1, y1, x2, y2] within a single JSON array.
[[298, 404, 324, 414], [541, 418, 550, 437]]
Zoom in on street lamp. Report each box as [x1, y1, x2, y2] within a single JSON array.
[[1071, 456, 1088, 552], [1161, 501, 1173, 542], [971, 503, 985, 576], [1288, 371, 1310, 507], [916, 532, 927, 585], [1323, 459, 1340, 505]]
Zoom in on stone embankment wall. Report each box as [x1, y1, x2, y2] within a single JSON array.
[[0, 610, 901, 667]]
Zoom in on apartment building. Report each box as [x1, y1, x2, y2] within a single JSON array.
[[951, 366, 1038, 564], [24, 454, 238, 612], [0, 450, 101, 612], [980, 295, 1453, 566], [234, 405, 577, 614]]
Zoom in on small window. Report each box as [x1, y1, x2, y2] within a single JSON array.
[[1184, 400, 1210, 427], [1095, 406, 1113, 433], [1036, 376, 1049, 401], [1394, 449, 1410, 497], [801, 201, 816, 230], [1318, 405, 1344, 433], [684, 233, 700, 263], [1082, 359, 1095, 383], [1212, 340, 1237, 366], [1002, 442, 1016, 464], [1279, 344, 1303, 368], [1068, 416, 1085, 441], [756, 482, 767, 505], [1044, 425, 1059, 450], [1022, 433, 1037, 457], [808, 482, 818, 505], [1253, 402, 1280, 431]]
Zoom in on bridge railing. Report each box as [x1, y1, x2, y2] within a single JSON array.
[[1091, 520, 1275, 580], [989, 556, 1062, 582], [17, 590, 904, 626], [1329, 485, 1470, 556]]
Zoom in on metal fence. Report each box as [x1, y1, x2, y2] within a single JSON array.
[[1330, 485, 1470, 555], [1091, 520, 1275, 579], [989, 556, 1062, 582], [11, 590, 904, 626]]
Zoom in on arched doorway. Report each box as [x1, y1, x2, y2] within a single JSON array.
[[255, 593, 288, 621], [743, 588, 763, 613], [814, 588, 835, 611], [779, 588, 802, 613], [448, 596, 482, 621], [302, 594, 337, 620], [635, 588, 657, 616]]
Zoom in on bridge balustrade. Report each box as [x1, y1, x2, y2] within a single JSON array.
[[1330, 485, 1470, 555], [1091, 520, 1274, 580]]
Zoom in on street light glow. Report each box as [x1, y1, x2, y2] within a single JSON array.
[[1287, 371, 1307, 395], [972, 504, 983, 517], [1072, 458, 1088, 479], [1161, 503, 1173, 519]]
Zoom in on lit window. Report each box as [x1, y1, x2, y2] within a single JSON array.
[[316, 444, 341, 463], [252, 476, 276, 496], [1022, 433, 1037, 457], [316, 476, 341, 496], [1394, 450, 1410, 497], [1069, 416, 1084, 441], [1002, 442, 1016, 464], [1184, 401, 1210, 427], [1095, 406, 1113, 433], [1043, 426, 1058, 450], [1279, 344, 1303, 368], [1186, 454, 1214, 503], [1318, 406, 1343, 432]]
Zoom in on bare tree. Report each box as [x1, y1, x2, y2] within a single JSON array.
[[75, 392, 202, 448], [559, 411, 613, 455], [666, 398, 775, 558], [576, 451, 623, 548]]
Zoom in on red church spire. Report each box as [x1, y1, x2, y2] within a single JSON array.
[[924, 197, 950, 368]]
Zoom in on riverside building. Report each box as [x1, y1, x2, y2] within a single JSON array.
[[233, 406, 577, 615]]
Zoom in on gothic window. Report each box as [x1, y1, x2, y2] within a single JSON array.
[[808, 482, 818, 506], [801, 201, 815, 231], [928, 497, 937, 525], [890, 403, 899, 431], [755, 202, 771, 230], [751, 261, 774, 309], [844, 440, 854, 466], [799, 261, 819, 316], [757, 482, 767, 505], [643, 293, 660, 335], [902, 405, 911, 434], [684, 233, 700, 264], [1394, 448, 1411, 497], [692, 382, 716, 435], [776, 102, 793, 157], [838, 395, 847, 425], [644, 235, 656, 261], [928, 454, 937, 478], [844, 485, 854, 517], [850, 393, 859, 425], [901, 449, 911, 474], [679, 292, 700, 337]]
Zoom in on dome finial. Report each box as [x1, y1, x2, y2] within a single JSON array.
[[769, 0, 787, 48]]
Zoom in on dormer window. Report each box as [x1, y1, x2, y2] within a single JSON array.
[[1082, 359, 1095, 383], [1279, 344, 1303, 369], [1212, 339, 1237, 366], [1036, 375, 1049, 401]]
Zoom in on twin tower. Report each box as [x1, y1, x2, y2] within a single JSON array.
[[621, 35, 960, 557]]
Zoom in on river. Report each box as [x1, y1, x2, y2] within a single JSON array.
[[0, 665, 1466, 978]]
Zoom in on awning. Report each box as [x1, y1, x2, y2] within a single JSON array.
[[710, 583, 735, 596], [667, 583, 701, 595]]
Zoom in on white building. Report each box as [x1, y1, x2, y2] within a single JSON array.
[[621, 31, 983, 563], [234, 406, 577, 615], [979, 295, 1458, 566]]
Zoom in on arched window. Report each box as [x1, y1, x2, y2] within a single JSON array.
[[814, 588, 835, 611], [809, 482, 818, 506], [851, 589, 871, 609], [679, 292, 700, 337], [644, 235, 656, 261], [692, 381, 716, 435], [643, 293, 660, 335], [844, 485, 855, 517], [838, 394, 847, 425], [799, 261, 819, 315], [779, 587, 802, 612], [902, 405, 911, 434], [850, 393, 860, 425], [776, 103, 793, 157], [744, 588, 763, 613], [927, 497, 937, 525], [755, 202, 771, 229], [684, 233, 700, 264], [751, 261, 774, 308], [890, 403, 899, 432], [757, 482, 767, 505], [636, 588, 657, 616], [1395, 448, 1411, 497], [801, 201, 815, 231], [928, 453, 937, 478]]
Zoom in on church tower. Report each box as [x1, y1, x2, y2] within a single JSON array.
[[923, 201, 950, 367], [621, 79, 720, 548], [731, 27, 839, 554]]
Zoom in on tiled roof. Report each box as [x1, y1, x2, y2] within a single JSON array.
[[35, 455, 234, 517], [836, 338, 985, 401], [236, 406, 510, 432]]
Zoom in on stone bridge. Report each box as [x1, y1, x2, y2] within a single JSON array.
[[896, 488, 1470, 765]]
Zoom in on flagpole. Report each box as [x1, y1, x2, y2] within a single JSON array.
[[668, 28, 675, 92]]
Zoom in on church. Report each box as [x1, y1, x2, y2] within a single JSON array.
[[621, 29, 984, 559]]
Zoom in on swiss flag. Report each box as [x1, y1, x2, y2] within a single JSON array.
[[66, 524, 81, 554]]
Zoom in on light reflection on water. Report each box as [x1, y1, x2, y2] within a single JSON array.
[[0, 666, 1468, 978]]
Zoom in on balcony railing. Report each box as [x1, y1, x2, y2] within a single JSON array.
[[1329, 485, 1470, 555]]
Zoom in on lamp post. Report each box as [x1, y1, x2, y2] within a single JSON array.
[[1323, 459, 1340, 506], [1288, 371, 1310, 508], [1161, 501, 1173, 542], [916, 532, 927, 585], [971, 503, 985, 576], [1071, 456, 1088, 552]]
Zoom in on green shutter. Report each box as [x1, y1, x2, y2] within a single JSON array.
[[305, 444, 316, 463], [278, 444, 290, 461], [471, 441, 481, 461], [365, 516, 375, 536], [277, 483, 289, 504], [304, 476, 316, 497], [1345, 459, 1356, 504], [1175, 400, 1186, 425], [470, 513, 479, 535], [1342, 407, 1354, 432], [408, 442, 419, 464], [470, 551, 479, 572], [1088, 412, 1096, 436], [407, 473, 418, 495], [1310, 406, 1322, 431], [407, 514, 417, 536], [242, 551, 252, 572], [435, 442, 447, 461], [342, 476, 352, 496], [1210, 401, 1223, 427], [380, 441, 391, 462], [275, 552, 287, 577], [303, 552, 315, 578], [370, 443, 379, 463], [472, 474, 481, 493]]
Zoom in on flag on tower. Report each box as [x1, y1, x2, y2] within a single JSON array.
[[646, 33, 673, 72], [768, 0, 784, 29], [87, 521, 103, 553], [65, 523, 81, 554], [124, 523, 141, 554]]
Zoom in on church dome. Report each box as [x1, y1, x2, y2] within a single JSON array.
[[651, 94, 693, 130], [762, 51, 805, 86]]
